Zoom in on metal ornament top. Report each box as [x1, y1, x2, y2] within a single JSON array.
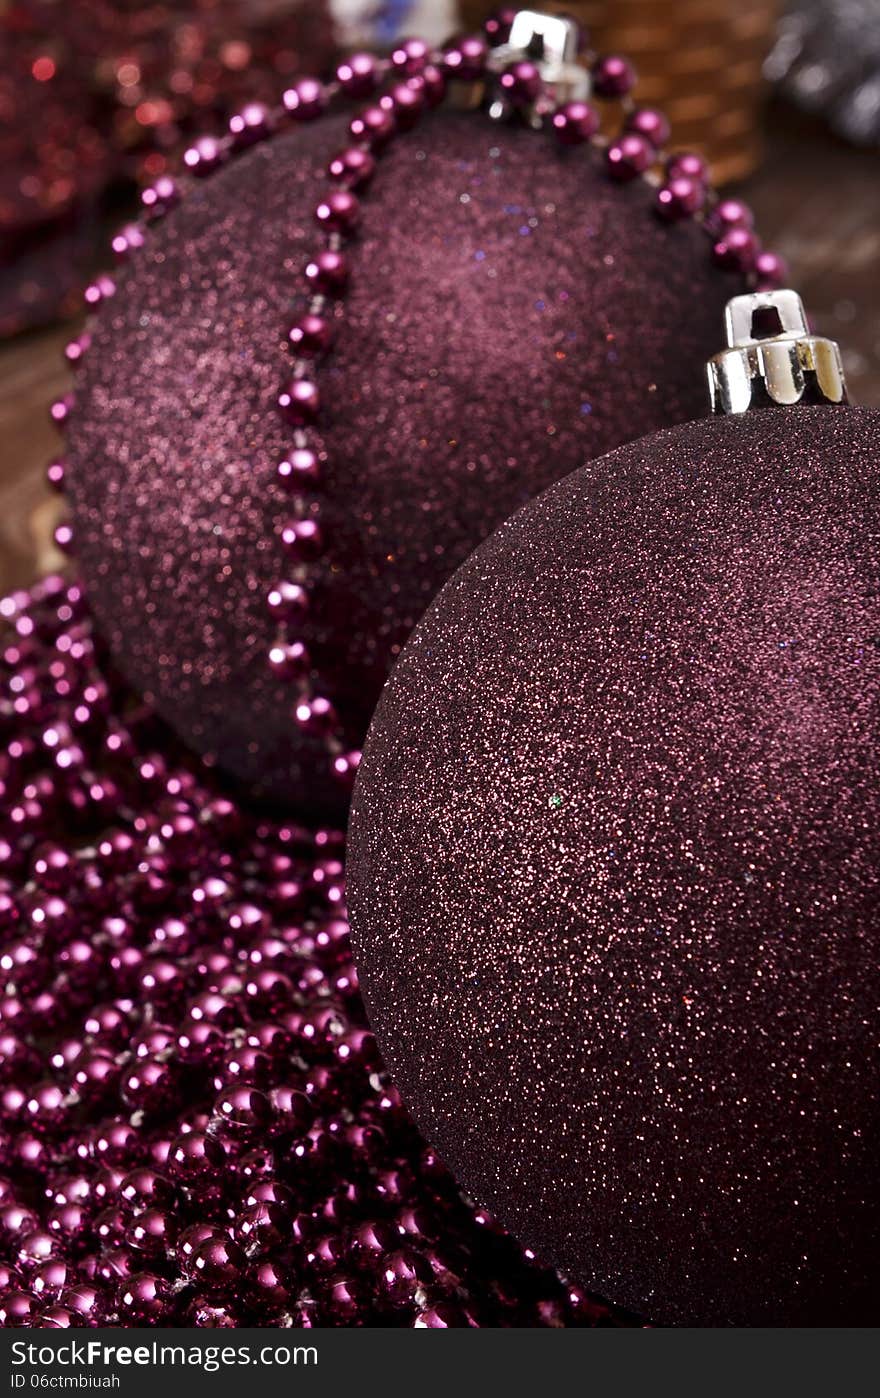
[[707, 289, 847, 414], [487, 9, 590, 104]]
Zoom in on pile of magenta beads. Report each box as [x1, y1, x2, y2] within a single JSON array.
[[0, 577, 636, 1328], [56, 12, 787, 798]]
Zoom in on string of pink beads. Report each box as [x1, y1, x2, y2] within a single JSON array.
[[0, 576, 637, 1328]]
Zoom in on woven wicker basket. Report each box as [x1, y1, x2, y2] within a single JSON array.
[[459, 0, 780, 182]]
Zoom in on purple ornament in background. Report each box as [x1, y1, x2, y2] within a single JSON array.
[[64, 106, 742, 815], [348, 404, 880, 1326]]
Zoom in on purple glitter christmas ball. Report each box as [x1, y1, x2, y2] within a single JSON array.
[[348, 405, 880, 1326], [63, 100, 743, 815]]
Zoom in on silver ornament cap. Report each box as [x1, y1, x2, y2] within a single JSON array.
[[487, 9, 589, 103], [707, 289, 847, 415]]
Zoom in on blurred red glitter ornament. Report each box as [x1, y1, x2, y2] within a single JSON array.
[[0, 0, 336, 336]]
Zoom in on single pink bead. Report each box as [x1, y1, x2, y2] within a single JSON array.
[[17, 1228, 58, 1270], [61, 1284, 100, 1323], [141, 176, 178, 216], [1, 1084, 28, 1121], [117, 1272, 172, 1322], [484, 8, 517, 46], [592, 54, 637, 98], [412, 65, 446, 108], [31, 1258, 71, 1299], [328, 146, 376, 189], [442, 34, 488, 81], [349, 105, 395, 149], [176, 1019, 225, 1068], [706, 198, 754, 236], [268, 641, 310, 680], [315, 190, 361, 234], [178, 1223, 222, 1274], [83, 274, 115, 307], [73, 1050, 119, 1100], [391, 37, 430, 74], [45, 461, 65, 494], [46, 1201, 88, 1244], [90, 1165, 125, 1207], [281, 519, 323, 561], [0, 1290, 36, 1326], [190, 1235, 247, 1292], [84, 1001, 133, 1046], [713, 226, 761, 272], [316, 1280, 366, 1319], [665, 151, 709, 185], [127, 1206, 175, 1257], [229, 102, 271, 146], [606, 133, 654, 181], [336, 52, 379, 97], [277, 379, 320, 426], [50, 395, 73, 427], [212, 1084, 272, 1138], [294, 695, 337, 735], [183, 135, 224, 176], [754, 249, 790, 290], [167, 1130, 226, 1183], [54, 522, 75, 555], [551, 100, 599, 145], [118, 1167, 175, 1215], [283, 77, 325, 121], [655, 176, 705, 221], [499, 60, 543, 106], [332, 750, 362, 786], [26, 1079, 68, 1128], [65, 332, 90, 366], [267, 582, 308, 624], [277, 448, 321, 486], [304, 249, 349, 293], [111, 224, 144, 260], [380, 82, 425, 129], [625, 107, 671, 148], [120, 1056, 175, 1114]]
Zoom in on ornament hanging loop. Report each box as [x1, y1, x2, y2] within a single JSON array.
[[707, 289, 847, 415], [487, 10, 589, 122]]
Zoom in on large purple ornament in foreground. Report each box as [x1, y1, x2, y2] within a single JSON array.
[[64, 102, 741, 815], [349, 405, 880, 1326]]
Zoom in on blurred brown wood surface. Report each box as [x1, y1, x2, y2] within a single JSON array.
[[0, 324, 70, 594], [1, 106, 878, 597]]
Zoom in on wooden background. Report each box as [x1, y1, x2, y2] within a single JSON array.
[[1, 105, 878, 597]]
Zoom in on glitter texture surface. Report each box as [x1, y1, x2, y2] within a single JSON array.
[[348, 406, 880, 1326], [65, 107, 739, 814]]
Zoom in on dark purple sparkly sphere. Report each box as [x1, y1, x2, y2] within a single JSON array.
[[65, 107, 740, 815], [348, 406, 880, 1326]]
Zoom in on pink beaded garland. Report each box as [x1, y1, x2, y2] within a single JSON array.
[[0, 576, 640, 1327]]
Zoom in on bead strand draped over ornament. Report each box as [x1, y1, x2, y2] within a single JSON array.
[[265, 15, 788, 791]]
